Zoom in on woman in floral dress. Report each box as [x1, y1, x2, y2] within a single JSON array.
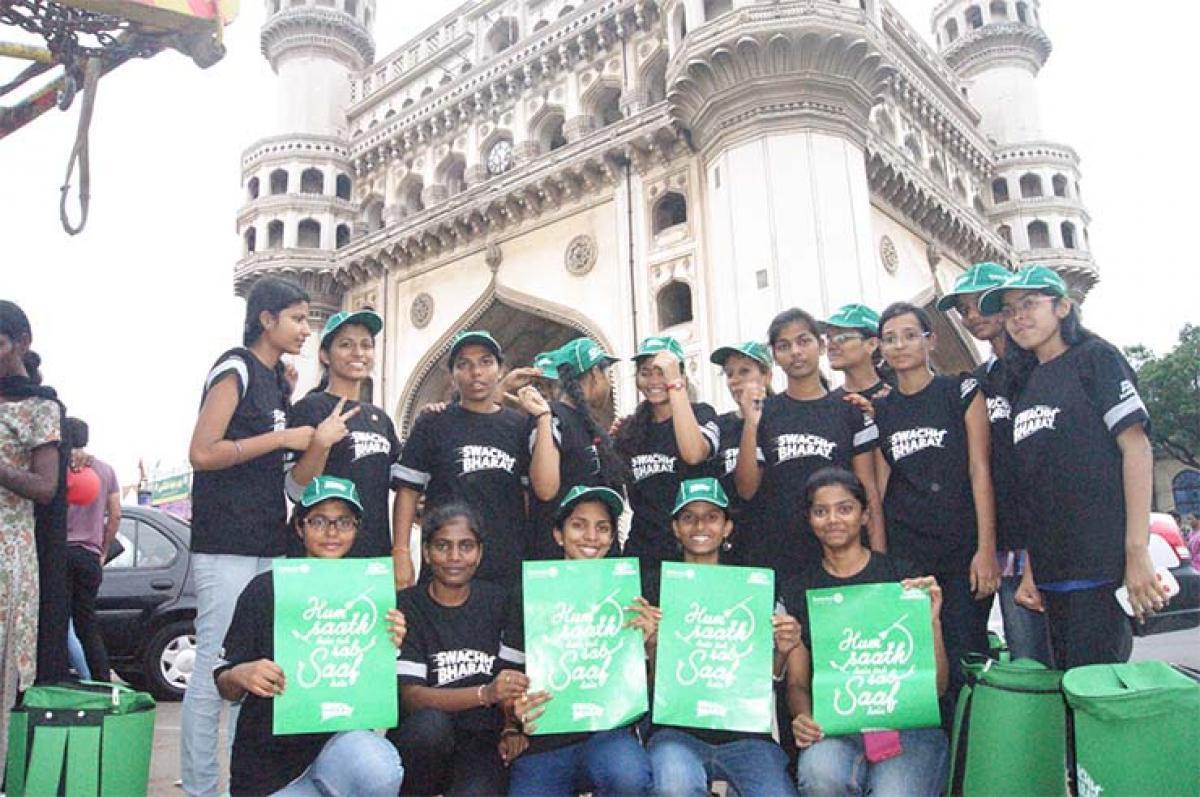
[[0, 300, 61, 777]]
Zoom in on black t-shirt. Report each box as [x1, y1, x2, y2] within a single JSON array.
[[286, 392, 401, 558], [754, 393, 879, 577], [829, 379, 891, 403], [973, 358, 1023, 551], [624, 403, 720, 569], [191, 348, 290, 557], [527, 401, 611, 561], [1011, 339, 1149, 584], [781, 552, 920, 652], [708, 412, 767, 566], [875, 374, 980, 575], [395, 404, 532, 585], [214, 572, 331, 796], [394, 580, 522, 733]]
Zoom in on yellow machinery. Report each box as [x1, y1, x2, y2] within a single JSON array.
[[1, 0, 238, 231]]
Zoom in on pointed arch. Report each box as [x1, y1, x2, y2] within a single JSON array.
[[395, 281, 616, 433]]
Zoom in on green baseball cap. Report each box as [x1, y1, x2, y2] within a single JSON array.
[[556, 485, 625, 525], [448, 330, 502, 369], [671, 477, 730, 516], [632, 334, 685, 363], [558, 337, 618, 375], [532, 350, 562, 380], [823, 304, 881, 335], [320, 309, 383, 344], [710, 341, 773, 368], [936, 262, 1013, 312], [299, 475, 363, 515], [978, 264, 1067, 315]]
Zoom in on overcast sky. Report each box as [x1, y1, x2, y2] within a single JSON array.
[[1, 1, 1194, 486]]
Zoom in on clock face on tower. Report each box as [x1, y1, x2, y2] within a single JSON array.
[[487, 139, 514, 176]]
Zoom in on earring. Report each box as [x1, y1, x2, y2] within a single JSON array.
[[721, 538, 733, 552]]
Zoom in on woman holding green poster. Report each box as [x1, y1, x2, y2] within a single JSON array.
[[786, 468, 949, 796], [635, 477, 800, 797], [214, 476, 406, 796], [505, 485, 654, 796]]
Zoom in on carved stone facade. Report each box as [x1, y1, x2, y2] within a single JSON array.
[[235, 0, 1099, 429]]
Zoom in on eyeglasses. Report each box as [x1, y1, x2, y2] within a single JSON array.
[[1000, 295, 1056, 320], [880, 331, 931, 349], [302, 516, 359, 534], [828, 332, 865, 346]]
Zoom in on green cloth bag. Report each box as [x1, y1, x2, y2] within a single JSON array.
[[5, 681, 156, 797], [1063, 661, 1200, 797], [948, 656, 1067, 797]]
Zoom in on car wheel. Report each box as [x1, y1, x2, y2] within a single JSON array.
[[142, 620, 196, 701]]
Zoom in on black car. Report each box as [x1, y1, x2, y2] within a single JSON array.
[[98, 505, 196, 700]]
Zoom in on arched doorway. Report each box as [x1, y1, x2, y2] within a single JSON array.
[[398, 296, 616, 434]]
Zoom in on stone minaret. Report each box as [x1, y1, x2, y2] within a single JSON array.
[[235, 0, 376, 389], [933, 0, 1097, 298]]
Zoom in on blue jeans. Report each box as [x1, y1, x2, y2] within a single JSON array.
[[66, 619, 91, 680], [509, 727, 652, 796], [275, 730, 404, 796], [181, 553, 273, 796], [647, 729, 797, 797], [997, 575, 1051, 665], [796, 728, 948, 796]]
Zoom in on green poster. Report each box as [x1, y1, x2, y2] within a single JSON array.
[[522, 558, 648, 735], [272, 558, 398, 735], [652, 563, 775, 733], [806, 581, 940, 735]]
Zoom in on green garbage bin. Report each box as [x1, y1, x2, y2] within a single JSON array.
[[1063, 661, 1200, 797], [949, 656, 1067, 796], [5, 681, 156, 796]]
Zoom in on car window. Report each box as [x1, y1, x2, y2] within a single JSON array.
[[106, 519, 137, 569], [136, 523, 178, 568], [104, 517, 178, 570]]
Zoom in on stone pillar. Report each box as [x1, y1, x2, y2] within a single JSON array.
[[668, 3, 894, 345]]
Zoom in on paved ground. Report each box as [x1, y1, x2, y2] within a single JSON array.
[[144, 628, 1199, 795]]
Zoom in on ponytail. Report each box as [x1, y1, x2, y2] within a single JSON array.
[[558, 362, 626, 489], [23, 350, 42, 385]]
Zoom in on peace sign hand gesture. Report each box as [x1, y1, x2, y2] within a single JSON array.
[[313, 396, 361, 449]]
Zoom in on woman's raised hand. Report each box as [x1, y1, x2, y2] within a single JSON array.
[[313, 396, 360, 449]]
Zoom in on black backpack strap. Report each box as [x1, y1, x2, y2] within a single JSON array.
[[947, 675, 979, 795]]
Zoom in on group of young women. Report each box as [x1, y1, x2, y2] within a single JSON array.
[[184, 260, 1165, 796]]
